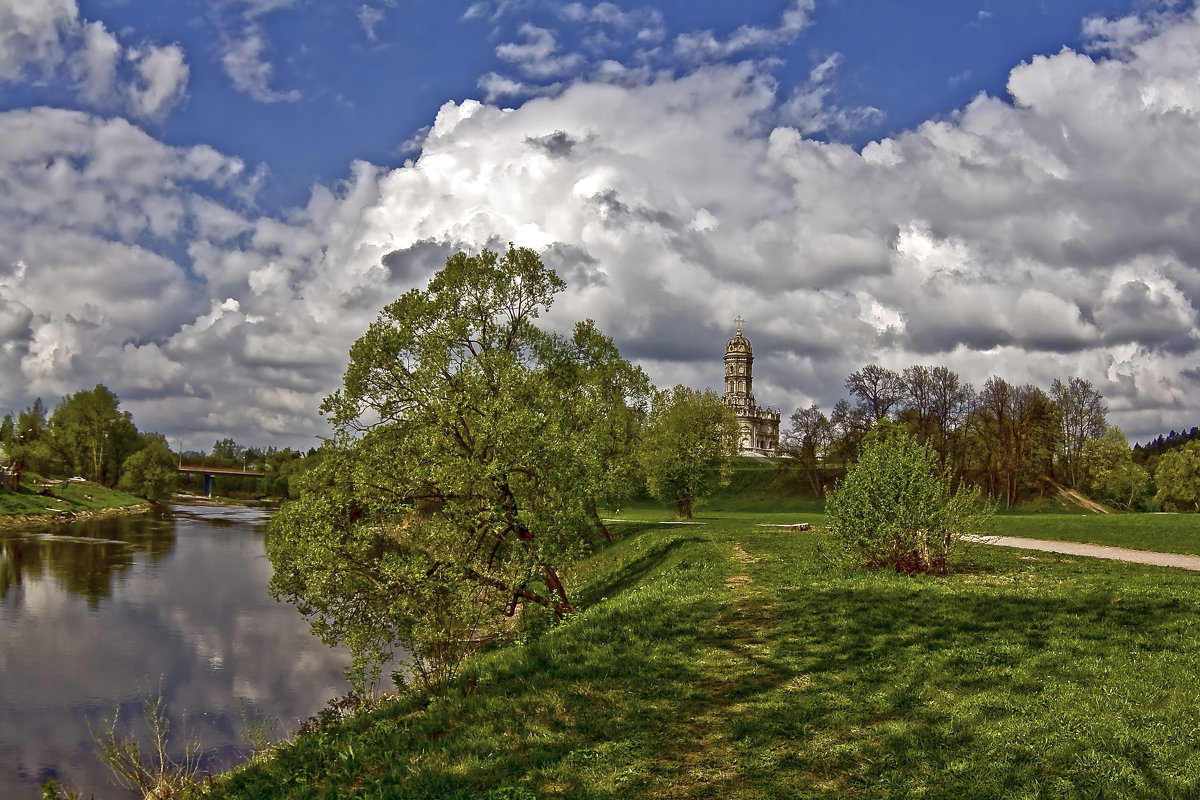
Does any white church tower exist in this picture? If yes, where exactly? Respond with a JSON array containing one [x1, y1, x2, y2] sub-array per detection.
[[723, 315, 780, 456]]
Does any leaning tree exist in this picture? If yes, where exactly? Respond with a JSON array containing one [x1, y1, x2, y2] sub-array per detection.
[[267, 245, 650, 689]]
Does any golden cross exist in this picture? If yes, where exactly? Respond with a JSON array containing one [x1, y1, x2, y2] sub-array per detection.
[[734, 314, 745, 334]]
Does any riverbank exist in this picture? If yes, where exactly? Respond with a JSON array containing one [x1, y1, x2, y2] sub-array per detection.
[[0, 480, 151, 529], [208, 510, 1200, 799]]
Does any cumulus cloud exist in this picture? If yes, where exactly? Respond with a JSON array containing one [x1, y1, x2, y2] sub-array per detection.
[[0, 0, 189, 119], [0, 108, 251, 428], [7, 5, 1200, 447], [72, 20, 120, 104], [221, 26, 301, 103], [127, 44, 189, 119], [0, 0, 76, 81]]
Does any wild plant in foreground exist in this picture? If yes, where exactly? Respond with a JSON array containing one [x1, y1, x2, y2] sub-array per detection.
[[88, 680, 201, 799]]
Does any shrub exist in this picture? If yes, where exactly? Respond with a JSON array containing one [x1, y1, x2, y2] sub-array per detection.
[[826, 425, 990, 574]]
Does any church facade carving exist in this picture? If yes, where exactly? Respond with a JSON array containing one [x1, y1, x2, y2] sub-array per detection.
[[723, 316, 780, 456]]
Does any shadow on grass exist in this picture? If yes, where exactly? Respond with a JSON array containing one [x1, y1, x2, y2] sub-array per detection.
[[716, 574, 1200, 799], [577, 532, 705, 607], [216, 528, 1200, 800]]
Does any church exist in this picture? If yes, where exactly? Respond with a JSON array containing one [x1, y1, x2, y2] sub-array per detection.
[[722, 316, 781, 456]]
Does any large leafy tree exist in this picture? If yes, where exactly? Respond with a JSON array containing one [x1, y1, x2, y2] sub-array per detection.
[[268, 246, 646, 688], [539, 319, 652, 536], [2, 398, 49, 479], [1080, 426, 1149, 510], [639, 385, 741, 519], [118, 434, 180, 502], [898, 365, 974, 467], [969, 377, 1057, 507], [42, 385, 139, 484], [1154, 440, 1200, 511]]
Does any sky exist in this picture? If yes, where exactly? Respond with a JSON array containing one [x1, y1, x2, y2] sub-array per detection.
[[1, 0, 1199, 452]]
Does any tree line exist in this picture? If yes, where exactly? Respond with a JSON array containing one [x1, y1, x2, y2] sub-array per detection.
[[0, 386, 181, 501], [0, 389, 321, 502], [783, 365, 1196, 511]]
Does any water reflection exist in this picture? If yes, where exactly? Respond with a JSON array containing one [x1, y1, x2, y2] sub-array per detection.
[[1, 510, 176, 605], [0, 504, 352, 800]]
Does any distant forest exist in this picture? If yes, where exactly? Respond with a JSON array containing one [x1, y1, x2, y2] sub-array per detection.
[[1134, 427, 1200, 461], [784, 364, 1200, 512]]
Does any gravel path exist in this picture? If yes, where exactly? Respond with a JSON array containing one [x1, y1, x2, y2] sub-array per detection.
[[963, 534, 1200, 572]]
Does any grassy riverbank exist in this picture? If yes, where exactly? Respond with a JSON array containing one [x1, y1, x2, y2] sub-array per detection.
[[0, 479, 149, 527], [208, 507, 1200, 800]]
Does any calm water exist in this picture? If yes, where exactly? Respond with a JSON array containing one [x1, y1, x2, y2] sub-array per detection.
[[0, 504, 353, 799]]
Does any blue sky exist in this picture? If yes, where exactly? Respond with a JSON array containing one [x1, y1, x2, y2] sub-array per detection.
[[2, 0, 1199, 450]]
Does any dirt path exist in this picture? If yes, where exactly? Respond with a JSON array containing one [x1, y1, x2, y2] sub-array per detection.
[[964, 534, 1200, 572]]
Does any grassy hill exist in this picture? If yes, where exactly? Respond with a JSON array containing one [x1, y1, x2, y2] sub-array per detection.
[[0, 479, 147, 525], [208, 507, 1200, 800]]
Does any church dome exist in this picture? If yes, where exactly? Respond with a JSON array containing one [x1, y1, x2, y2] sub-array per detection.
[[726, 331, 752, 355]]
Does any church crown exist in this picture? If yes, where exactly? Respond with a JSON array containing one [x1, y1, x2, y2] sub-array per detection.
[[725, 314, 753, 355]]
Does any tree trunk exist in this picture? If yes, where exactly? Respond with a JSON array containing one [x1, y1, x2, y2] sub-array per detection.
[[678, 497, 692, 519], [542, 566, 574, 618]]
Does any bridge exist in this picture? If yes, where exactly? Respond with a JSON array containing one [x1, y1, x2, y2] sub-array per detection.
[[178, 465, 263, 497]]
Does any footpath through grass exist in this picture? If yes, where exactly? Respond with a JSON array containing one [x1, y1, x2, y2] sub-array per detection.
[[210, 509, 1200, 800]]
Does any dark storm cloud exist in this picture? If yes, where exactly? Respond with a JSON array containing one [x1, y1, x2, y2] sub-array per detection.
[[380, 238, 459, 283], [541, 241, 606, 288], [525, 130, 579, 158], [1097, 279, 1198, 354], [615, 300, 728, 363], [591, 190, 680, 230]]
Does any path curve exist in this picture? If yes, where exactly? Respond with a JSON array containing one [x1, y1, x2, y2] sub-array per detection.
[[963, 534, 1200, 572]]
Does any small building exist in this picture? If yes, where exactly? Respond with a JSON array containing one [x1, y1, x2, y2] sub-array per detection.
[[723, 316, 780, 456]]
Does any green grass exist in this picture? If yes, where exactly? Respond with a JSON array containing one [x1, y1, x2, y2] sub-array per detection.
[[209, 514, 1200, 800], [995, 513, 1200, 557], [0, 480, 147, 519]]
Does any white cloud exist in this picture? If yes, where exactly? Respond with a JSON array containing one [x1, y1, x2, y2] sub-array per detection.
[[461, 1, 527, 22], [0, 0, 189, 119], [221, 26, 301, 103], [674, 0, 815, 61], [127, 44, 189, 119], [358, 5, 385, 40], [781, 53, 885, 135], [8, 6, 1200, 447], [0, 0, 76, 80], [558, 3, 665, 43], [72, 20, 120, 104], [478, 71, 535, 101], [232, 0, 301, 20], [496, 24, 584, 79]]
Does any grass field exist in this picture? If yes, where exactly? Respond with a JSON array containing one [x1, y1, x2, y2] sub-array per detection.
[[210, 509, 1200, 800], [995, 514, 1200, 557]]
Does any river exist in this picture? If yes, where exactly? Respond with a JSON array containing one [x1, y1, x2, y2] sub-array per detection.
[[0, 503, 355, 799]]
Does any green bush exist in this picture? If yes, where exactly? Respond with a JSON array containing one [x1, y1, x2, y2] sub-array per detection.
[[826, 425, 990, 574]]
